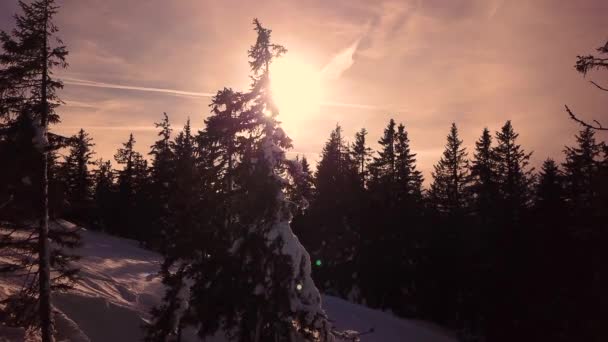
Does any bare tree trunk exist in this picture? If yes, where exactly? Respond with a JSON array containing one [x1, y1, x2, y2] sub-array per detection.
[[253, 309, 263, 342], [38, 2, 53, 341]]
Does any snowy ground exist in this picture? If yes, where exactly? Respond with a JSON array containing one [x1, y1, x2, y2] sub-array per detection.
[[1, 222, 457, 341]]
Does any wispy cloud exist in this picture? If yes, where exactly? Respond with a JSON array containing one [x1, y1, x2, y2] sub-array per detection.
[[62, 77, 215, 98], [321, 39, 360, 80], [356, 1, 415, 59], [63, 100, 98, 109], [64, 77, 382, 112]]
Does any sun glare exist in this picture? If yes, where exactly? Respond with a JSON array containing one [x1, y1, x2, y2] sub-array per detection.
[[270, 56, 323, 118]]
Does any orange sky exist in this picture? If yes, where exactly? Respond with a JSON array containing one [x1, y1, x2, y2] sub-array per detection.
[[1, 0, 607, 182]]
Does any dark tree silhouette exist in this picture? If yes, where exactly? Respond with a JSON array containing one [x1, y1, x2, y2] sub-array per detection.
[[0, 1, 73, 339], [429, 123, 471, 216], [61, 129, 95, 223], [351, 128, 372, 186], [148, 19, 337, 342]]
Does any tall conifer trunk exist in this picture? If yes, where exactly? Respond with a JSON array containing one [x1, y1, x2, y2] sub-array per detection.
[[38, 1, 53, 340]]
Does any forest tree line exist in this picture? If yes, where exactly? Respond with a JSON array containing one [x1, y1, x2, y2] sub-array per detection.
[[5, 110, 607, 341]]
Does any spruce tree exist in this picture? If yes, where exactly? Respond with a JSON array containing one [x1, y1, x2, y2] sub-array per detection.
[[562, 127, 603, 216], [304, 125, 360, 297], [61, 129, 95, 222], [148, 113, 174, 247], [0, 1, 74, 339], [148, 19, 337, 341], [429, 123, 471, 216], [92, 159, 115, 230], [351, 128, 372, 186], [361, 120, 424, 313], [369, 119, 396, 184], [535, 159, 565, 214], [470, 128, 499, 223], [394, 123, 424, 204], [113, 133, 149, 238], [149, 113, 174, 192], [287, 155, 314, 212], [493, 121, 533, 223]]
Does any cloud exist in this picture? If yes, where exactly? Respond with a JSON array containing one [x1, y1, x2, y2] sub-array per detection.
[[321, 39, 360, 80], [62, 77, 215, 99], [63, 100, 98, 109], [356, 1, 416, 59]]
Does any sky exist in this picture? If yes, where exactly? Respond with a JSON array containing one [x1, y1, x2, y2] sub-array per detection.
[[1, 0, 607, 182]]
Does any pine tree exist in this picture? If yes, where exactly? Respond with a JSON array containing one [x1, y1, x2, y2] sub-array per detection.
[[287, 155, 314, 211], [148, 19, 336, 341], [113, 133, 148, 238], [304, 125, 361, 297], [429, 123, 471, 216], [92, 159, 115, 230], [394, 123, 424, 204], [148, 113, 174, 247], [562, 127, 603, 216], [361, 120, 425, 313], [61, 129, 95, 222], [470, 128, 499, 223], [493, 121, 533, 223], [370, 119, 396, 184], [535, 159, 565, 214], [149, 113, 174, 190], [0, 1, 73, 339], [169, 119, 198, 248], [351, 128, 372, 186]]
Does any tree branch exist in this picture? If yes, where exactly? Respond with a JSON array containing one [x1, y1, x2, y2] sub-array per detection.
[[590, 80, 608, 92], [565, 105, 608, 131]]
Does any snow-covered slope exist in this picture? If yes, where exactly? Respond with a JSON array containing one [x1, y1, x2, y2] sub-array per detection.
[[1, 223, 456, 342]]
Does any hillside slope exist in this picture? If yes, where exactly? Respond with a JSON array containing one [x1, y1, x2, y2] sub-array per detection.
[[1, 222, 456, 341]]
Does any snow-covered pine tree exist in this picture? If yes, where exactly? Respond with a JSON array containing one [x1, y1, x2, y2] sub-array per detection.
[[148, 19, 339, 342], [0, 1, 80, 340]]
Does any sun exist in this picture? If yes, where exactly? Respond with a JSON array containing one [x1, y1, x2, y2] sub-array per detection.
[[270, 56, 323, 118]]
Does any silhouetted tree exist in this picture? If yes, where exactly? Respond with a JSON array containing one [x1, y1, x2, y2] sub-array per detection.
[[429, 123, 471, 216], [302, 125, 361, 297], [470, 128, 499, 224], [61, 129, 95, 222], [113, 133, 148, 238], [147, 113, 174, 247], [493, 121, 533, 223], [92, 158, 115, 230], [562, 127, 603, 217], [148, 19, 337, 342], [0, 1, 75, 339], [351, 128, 372, 186]]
